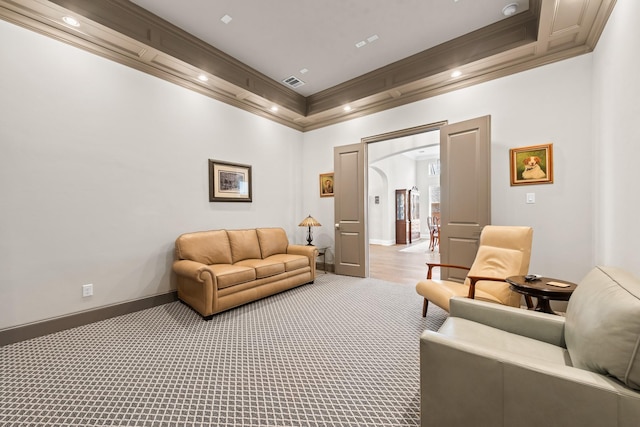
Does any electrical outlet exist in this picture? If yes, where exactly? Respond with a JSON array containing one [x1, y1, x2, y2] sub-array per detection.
[[82, 283, 93, 297]]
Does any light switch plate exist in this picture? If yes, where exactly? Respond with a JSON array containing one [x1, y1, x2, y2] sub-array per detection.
[[526, 193, 535, 204]]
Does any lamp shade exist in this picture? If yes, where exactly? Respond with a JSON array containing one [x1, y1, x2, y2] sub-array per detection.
[[299, 215, 321, 227]]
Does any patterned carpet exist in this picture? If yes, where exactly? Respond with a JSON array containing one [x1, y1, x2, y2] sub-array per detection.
[[0, 274, 448, 426]]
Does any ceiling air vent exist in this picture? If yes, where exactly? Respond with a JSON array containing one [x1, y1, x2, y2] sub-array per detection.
[[282, 75, 305, 88]]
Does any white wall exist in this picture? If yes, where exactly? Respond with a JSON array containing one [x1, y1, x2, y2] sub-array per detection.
[[303, 55, 596, 283], [592, 0, 640, 276], [368, 155, 417, 244], [2, 0, 637, 331], [0, 20, 305, 329]]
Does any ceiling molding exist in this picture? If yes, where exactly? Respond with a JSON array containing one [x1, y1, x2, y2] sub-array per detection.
[[0, 0, 617, 132]]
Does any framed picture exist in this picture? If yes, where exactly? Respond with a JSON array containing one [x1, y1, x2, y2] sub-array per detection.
[[209, 159, 252, 202], [509, 143, 554, 186], [319, 173, 334, 197]]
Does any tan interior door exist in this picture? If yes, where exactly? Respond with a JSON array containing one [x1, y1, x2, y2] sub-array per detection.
[[439, 115, 491, 281], [333, 143, 366, 277]]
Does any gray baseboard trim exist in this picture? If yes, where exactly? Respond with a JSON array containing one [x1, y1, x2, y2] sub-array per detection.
[[0, 291, 178, 347], [316, 262, 334, 273]]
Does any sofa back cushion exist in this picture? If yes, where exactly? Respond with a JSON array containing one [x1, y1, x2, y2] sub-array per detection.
[[227, 229, 262, 263], [256, 228, 289, 258], [175, 230, 232, 265], [565, 266, 640, 390]]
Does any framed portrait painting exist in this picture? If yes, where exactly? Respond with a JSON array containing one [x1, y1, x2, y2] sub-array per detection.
[[209, 159, 252, 202], [509, 143, 554, 186], [319, 173, 334, 197]]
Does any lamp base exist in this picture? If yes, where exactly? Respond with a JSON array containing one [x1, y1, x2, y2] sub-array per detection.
[[306, 226, 314, 246]]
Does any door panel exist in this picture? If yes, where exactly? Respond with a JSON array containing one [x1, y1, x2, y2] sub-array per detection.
[[334, 143, 366, 277], [440, 116, 491, 281]]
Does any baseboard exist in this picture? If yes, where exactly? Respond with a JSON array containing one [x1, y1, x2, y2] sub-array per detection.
[[0, 291, 178, 347]]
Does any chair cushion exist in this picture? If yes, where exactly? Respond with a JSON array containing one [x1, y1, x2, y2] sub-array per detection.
[[467, 245, 525, 279], [175, 230, 232, 265], [565, 266, 640, 390], [466, 245, 525, 305], [227, 229, 262, 263], [256, 228, 289, 258]]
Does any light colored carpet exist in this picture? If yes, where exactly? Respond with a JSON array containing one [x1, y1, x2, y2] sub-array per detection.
[[0, 274, 448, 426]]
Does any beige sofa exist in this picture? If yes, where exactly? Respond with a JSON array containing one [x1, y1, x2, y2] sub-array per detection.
[[420, 266, 640, 427], [173, 227, 317, 318]]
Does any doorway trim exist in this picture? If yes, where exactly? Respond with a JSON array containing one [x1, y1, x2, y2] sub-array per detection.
[[362, 120, 448, 276], [362, 121, 448, 145]]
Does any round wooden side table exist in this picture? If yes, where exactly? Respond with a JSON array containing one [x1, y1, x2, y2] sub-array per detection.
[[506, 276, 577, 315]]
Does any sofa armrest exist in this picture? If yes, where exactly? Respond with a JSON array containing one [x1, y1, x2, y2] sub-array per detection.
[[287, 244, 317, 257], [449, 297, 566, 347], [287, 244, 318, 278], [173, 259, 215, 283], [420, 330, 640, 427]]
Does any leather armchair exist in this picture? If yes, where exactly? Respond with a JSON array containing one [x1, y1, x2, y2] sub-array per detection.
[[416, 225, 533, 316], [419, 266, 640, 427]]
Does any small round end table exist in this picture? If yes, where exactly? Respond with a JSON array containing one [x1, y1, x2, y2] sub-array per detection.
[[506, 276, 577, 315]]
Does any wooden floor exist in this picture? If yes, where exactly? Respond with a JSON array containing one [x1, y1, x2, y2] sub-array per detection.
[[369, 239, 440, 286]]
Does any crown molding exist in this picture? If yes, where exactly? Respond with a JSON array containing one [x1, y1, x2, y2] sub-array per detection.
[[0, 0, 617, 132]]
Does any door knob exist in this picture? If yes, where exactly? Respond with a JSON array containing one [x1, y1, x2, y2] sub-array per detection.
[[335, 223, 340, 229]]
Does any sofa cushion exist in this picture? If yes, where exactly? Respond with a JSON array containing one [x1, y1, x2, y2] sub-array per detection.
[[565, 266, 640, 390], [265, 254, 309, 271], [256, 228, 289, 258], [227, 229, 262, 263], [209, 264, 256, 289], [175, 230, 232, 265], [235, 258, 285, 279]]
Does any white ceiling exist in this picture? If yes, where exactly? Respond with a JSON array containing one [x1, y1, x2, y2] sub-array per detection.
[[129, 0, 530, 96]]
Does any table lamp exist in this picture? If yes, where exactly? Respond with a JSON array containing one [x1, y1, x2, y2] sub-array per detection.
[[298, 215, 321, 246]]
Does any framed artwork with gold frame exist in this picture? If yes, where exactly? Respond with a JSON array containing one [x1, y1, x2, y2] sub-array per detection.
[[509, 143, 554, 186], [319, 173, 334, 197]]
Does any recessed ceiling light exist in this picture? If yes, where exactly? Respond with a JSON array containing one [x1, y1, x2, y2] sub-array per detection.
[[198, 74, 209, 82], [299, 68, 309, 74], [62, 16, 80, 27], [343, 105, 352, 112], [220, 14, 232, 24], [451, 70, 462, 78], [355, 41, 366, 48], [502, 3, 518, 16], [270, 106, 279, 112], [367, 35, 379, 43]]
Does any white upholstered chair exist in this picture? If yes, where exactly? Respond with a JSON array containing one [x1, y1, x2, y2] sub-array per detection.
[[416, 225, 533, 316]]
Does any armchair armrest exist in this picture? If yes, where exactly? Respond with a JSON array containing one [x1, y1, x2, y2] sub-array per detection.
[[425, 262, 470, 279], [420, 328, 639, 427], [449, 297, 566, 347]]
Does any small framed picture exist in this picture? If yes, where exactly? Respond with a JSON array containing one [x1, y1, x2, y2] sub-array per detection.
[[509, 143, 554, 186], [209, 159, 252, 202], [319, 173, 334, 197]]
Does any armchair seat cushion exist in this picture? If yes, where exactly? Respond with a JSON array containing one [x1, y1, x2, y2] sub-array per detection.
[[565, 266, 640, 390], [416, 279, 505, 312]]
